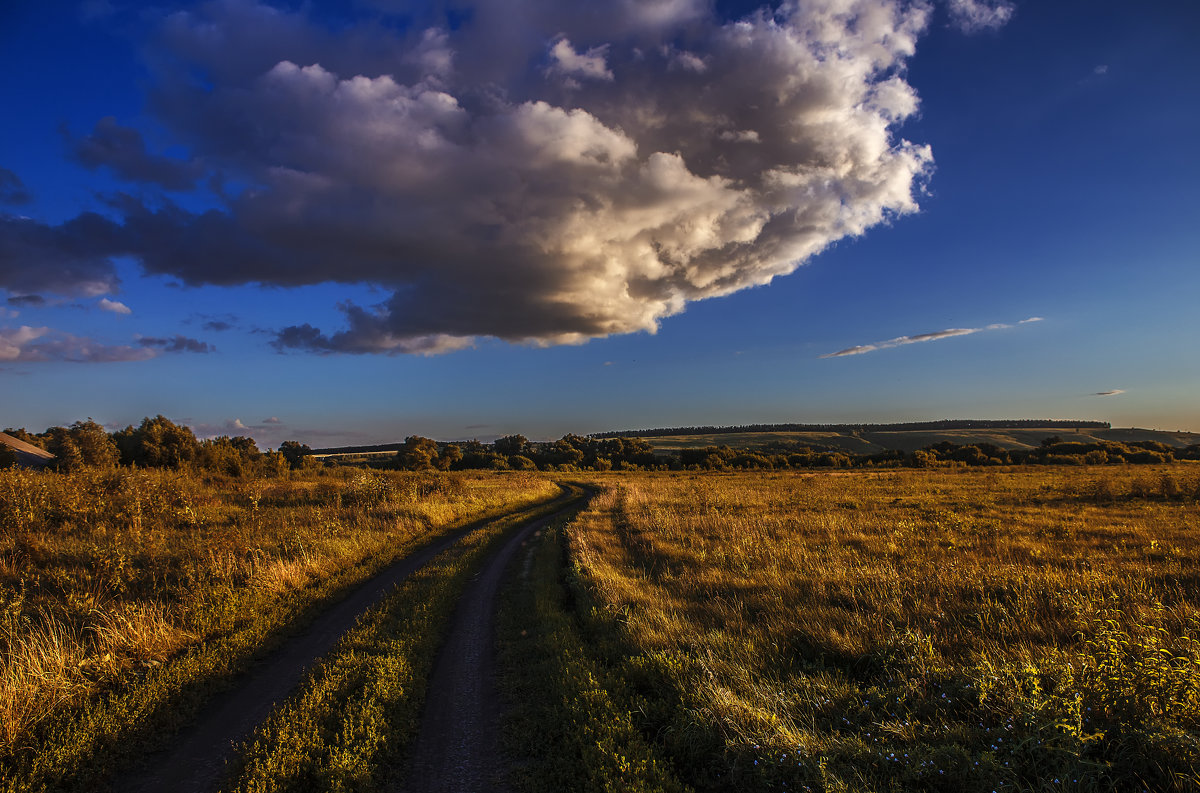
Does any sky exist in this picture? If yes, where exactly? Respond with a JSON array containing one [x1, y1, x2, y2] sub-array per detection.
[[1, 0, 1197, 447]]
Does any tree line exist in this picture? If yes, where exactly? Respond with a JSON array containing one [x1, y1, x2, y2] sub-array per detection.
[[380, 433, 1197, 472], [5, 419, 1193, 476], [2, 416, 315, 475]]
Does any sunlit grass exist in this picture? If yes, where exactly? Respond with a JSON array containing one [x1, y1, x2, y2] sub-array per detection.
[[224, 488, 583, 793], [0, 466, 557, 791], [563, 467, 1200, 790]]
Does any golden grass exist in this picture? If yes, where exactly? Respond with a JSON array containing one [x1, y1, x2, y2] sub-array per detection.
[[0, 466, 557, 764], [566, 467, 1200, 790]]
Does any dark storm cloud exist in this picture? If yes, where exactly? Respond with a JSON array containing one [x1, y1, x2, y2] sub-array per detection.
[[3, 0, 987, 352], [67, 117, 202, 191], [0, 213, 120, 296], [0, 168, 33, 206], [7, 294, 45, 307]]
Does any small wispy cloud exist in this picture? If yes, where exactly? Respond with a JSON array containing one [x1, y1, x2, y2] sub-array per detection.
[[98, 297, 132, 315], [946, 0, 1015, 33], [136, 334, 213, 353], [263, 416, 283, 425], [1093, 389, 1125, 397], [0, 325, 157, 363], [821, 317, 1043, 359]]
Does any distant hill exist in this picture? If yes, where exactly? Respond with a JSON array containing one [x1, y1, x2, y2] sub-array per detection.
[[590, 419, 1111, 438], [311, 421, 1200, 458], [627, 426, 1200, 454]]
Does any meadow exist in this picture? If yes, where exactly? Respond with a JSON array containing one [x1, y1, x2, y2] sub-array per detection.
[[0, 465, 558, 791], [502, 466, 1200, 791], [4, 462, 1200, 791]]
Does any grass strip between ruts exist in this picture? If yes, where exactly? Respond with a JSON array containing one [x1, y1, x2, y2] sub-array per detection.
[[220, 485, 586, 793], [2, 484, 572, 793], [496, 508, 689, 793]]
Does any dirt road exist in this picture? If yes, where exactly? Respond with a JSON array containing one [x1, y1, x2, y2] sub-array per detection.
[[123, 490, 574, 793], [402, 497, 584, 793]]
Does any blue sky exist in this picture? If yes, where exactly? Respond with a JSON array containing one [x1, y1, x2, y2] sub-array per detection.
[[1, 0, 1197, 446]]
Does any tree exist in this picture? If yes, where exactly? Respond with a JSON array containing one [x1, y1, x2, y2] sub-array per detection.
[[437, 443, 463, 471], [44, 419, 119, 471], [114, 415, 200, 468], [494, 434, 528, 457], [279, 440, 313, 469], [508, 454, 538, 470], [396, 436, 439, 470], [200, 435, 264, 476]]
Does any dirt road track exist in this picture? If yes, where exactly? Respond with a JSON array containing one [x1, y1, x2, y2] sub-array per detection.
[[403, 494, 586, 793], [123, 490, 574, 793]]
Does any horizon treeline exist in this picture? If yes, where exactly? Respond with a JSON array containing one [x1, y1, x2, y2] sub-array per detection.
[[5, 419, 1199, 477], [588, 418, 1113, 439], [382, 433, 1200, 473], [1, 416, 313, 475]]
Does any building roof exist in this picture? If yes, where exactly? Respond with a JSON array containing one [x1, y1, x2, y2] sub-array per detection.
[[0, 432, 56, 468]]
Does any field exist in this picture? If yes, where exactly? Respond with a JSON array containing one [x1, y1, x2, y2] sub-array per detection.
[[0, 466, 559, 791], [639, 427, 1200, 454], [3, 464, 1199, 791], [501, 466, 1200, 791]]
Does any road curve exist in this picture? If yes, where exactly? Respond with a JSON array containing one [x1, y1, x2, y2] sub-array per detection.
[[402, 491, 587, 793], [123, 489, 574, 793]]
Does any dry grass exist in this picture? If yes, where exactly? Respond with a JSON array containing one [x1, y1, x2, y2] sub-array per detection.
[[566, 467, 1200, 790], [0, 465, 557, 765]]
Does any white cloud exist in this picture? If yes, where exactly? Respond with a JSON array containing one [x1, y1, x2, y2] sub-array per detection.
[[7, 0, 949, 354], [0, 326, 47, 360], [821, 316, 1042, 358], [548, 37, 614, 82], [98, 297, 132, 314], [945, 0, 1015, 33], [0, 325, 157, 363]]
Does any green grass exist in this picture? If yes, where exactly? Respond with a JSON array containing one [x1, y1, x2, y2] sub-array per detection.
[[496, 511, 689, 793]]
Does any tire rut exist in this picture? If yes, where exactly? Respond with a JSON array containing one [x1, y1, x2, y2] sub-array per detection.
[[123, 489, 574, 793], [402, 491, 588, 793]]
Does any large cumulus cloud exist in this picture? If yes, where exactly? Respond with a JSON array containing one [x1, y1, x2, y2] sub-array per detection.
[[4, 0, 943, 354]]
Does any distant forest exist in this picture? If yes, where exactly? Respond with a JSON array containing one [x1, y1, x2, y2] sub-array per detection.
[[5, 417, 1197, 476], [590, 419, 1111, 439]]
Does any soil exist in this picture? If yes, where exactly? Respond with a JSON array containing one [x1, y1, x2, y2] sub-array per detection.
[[401, 501, 579, 793], [122, 491, 574, 793]]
